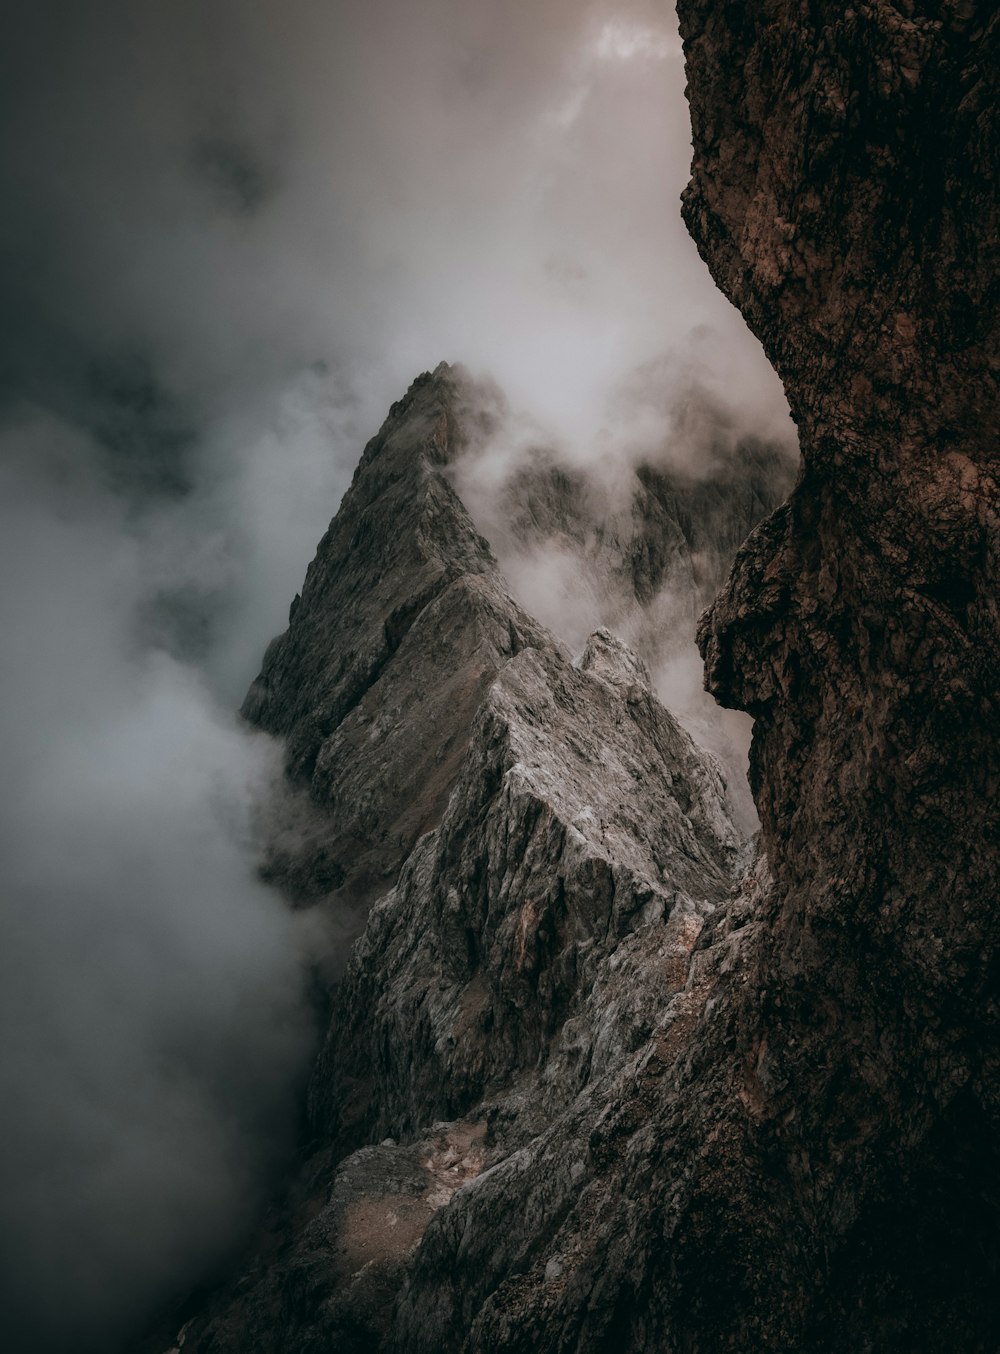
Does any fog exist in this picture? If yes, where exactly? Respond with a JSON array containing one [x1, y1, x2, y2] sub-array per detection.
[[449, 376, 796, 835], [0, 411, 322, 1350], [0, 2, 794, 1349]]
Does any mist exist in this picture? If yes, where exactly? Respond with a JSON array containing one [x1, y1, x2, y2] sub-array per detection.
[[1, 2, 794, 1350], [0, 411, 321, 1351]]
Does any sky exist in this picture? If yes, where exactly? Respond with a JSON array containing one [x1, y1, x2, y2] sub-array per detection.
[[0, 3, 793, 1349]]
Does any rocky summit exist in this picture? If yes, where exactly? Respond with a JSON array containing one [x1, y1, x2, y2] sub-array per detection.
[[161, 361, 768, 1353], [152, 5, 999, 1350]]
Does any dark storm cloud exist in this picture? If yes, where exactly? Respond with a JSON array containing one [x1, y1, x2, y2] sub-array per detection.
[[0, 3, 796, 1350]]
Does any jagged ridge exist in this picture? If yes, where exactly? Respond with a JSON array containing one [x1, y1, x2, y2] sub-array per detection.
[[166, 366, 755, 1353]]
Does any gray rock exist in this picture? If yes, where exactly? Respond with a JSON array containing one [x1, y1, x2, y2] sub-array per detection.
[[144, 2, 1000, 1345], [243, 363, 551, 929], [171, 364, 760, 1353]]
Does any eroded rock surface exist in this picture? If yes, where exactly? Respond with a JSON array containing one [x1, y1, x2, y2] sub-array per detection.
[[161, 10, 999, 1341], [386, 7, 1000, 1350], [681, 2, 1000, 1346], [156, 363, 762, 1354], [242, 366, 551, 925]]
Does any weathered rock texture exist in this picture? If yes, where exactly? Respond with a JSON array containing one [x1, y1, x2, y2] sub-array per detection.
[[242, 370, 551, 926], [683, 1, 1000, 1346], [161, 7, 999, 1347], [159, 365, 753, 1354], [384, 7, 1000, 1349]]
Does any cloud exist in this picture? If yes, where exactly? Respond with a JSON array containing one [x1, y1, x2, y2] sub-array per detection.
[[591, 17, 683, 63], [0, 413, 322, 1351], [189, 136, 279, 217], [0, 2, 797, 1347]]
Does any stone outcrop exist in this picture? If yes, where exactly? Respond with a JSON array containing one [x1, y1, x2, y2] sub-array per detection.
[[384, 7, 1000, 1349], [157, 7, 999, 1347], [242, 368, 551, 925], [683, 1, 1000, 1346], [161, 366, 753, 1353]]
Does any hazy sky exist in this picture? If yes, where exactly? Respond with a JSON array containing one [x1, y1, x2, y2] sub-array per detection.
[[0, 3, 791, 1350]]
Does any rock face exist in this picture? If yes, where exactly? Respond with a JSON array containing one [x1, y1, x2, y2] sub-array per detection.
[[163, 7, 999, 1347], [452, 403, 795, 833], [162, 364, 755, 1354], [682, 2, 1000, 1346], [242, 370, 552, 925], [386, 8, 1000, 1350]]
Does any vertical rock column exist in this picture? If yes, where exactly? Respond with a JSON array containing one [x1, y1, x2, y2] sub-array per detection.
[[682, 1, 1000, 1345]]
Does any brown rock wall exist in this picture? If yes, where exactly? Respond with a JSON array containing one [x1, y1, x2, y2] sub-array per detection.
[[683, 1, 1000, 1345]]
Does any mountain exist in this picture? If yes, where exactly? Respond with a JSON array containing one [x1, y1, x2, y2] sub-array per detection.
[[674, 1, 1000, 1346], [156, 4, 999, 1348], [240, 368, 551, 928], [455, 420, 797, 832], [147, 362, 788, 1353]]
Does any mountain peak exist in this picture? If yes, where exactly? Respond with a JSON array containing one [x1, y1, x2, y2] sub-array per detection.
[[176, 366, 752, 1348]]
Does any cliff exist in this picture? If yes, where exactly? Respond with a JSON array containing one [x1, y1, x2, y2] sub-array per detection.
[[686, 1, 1000, 1345], [163, 365, 755, 1353], [385, 7, 1000, 1348], [159, 5, 999, 1349]]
